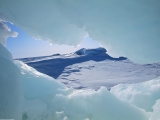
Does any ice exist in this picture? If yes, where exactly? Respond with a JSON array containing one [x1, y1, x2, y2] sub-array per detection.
[[10, 60, 151, 120], [22, 99, 48, 120], [110, 77, 160, 120], [0, 0, 160, 63], [51, 86, 149, 120], [0, 43, 22, 120], [0, 21, 18, 46], [0, 22, 20, 119], [150, 99, 160, 120], [0, 1, 160, 119], [110, 77, 160, 112], [0, 41, 160, 119], [14, 60, 66, 101]]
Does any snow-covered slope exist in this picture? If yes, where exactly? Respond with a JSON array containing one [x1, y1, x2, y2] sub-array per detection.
[[0, 1, 160, 119], [18, 48, 160, 90], [58, 60, 160, 90]]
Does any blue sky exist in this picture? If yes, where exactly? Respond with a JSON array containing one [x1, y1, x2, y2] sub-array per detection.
[[6, 22, 101, 59]]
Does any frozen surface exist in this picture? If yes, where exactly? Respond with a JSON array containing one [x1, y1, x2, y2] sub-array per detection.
[[18, 48, 160, 90], [14, 60, 66, 101], [0, 0, 160, 63], [11, 61, 160, 120], [0, 21, 18, 46], [150, 99, 160, 120], [110, 77, 160, 120], [13, 60, 151, 120], [111, 77, 160, 112], [0, 43, 160, 119], [0, 1, 160, 119], [75, 47, 107, 56], [0, 43, 22, 120], [58, 60, 160, 90]]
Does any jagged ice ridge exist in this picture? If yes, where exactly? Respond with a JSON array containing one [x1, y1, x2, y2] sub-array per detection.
[[0, 1, 160, 120]]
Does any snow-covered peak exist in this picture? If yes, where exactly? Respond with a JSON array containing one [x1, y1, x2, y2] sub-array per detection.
[[75, 47, 107, 56], [16, 47, 160, 91]]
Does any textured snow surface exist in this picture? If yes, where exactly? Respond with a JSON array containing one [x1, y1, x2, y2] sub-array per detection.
[[15, 61, 150, 120], [19, 48, 160, 90], [0, 1, 160, 119], [0, 43, 160, 120], [14, 61, 160, 120], [111, 77, 160, 112], [0, 0, 160, 63], [57, 60, 160, 90]]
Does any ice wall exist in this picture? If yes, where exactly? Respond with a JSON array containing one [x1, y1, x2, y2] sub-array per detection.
[[0, 1, 160, 120], [150, 100, 160, 120], [1, 51, 160, 120], [0, 0, 160, 63], [0, 22, 21, 119], [0, 43, 22, 120], [14, 61, 66, 101], [110, 77, 160, 120]]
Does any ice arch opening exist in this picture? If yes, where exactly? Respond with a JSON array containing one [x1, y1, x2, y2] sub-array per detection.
[[0, 0, 160, 120], [0, 21, 159, 120], [5, 22, 102, 59], [0, 0, 160, 64], [5, 22, 80, 59]]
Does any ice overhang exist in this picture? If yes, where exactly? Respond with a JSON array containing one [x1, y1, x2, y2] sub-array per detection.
[[0, 0, 159, 63]]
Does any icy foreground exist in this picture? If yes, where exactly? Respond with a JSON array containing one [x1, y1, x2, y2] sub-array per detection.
[[0, 43, 160, 120], [18, 48, 160, 90], [0, 43, 22, 119], [0, 0, 160, 119]]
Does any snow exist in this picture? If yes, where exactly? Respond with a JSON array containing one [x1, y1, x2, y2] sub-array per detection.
[[19, 49, 160, 90], [13, 48, 160, 120], [0, 42, 160, 119], [0, 0, 160, 63], [57, 60, 160, 90], [17, 59, 159, 120], [75, 47, 107, 56], [0, 1, 160, 119], [14, 60, 150, 120]]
